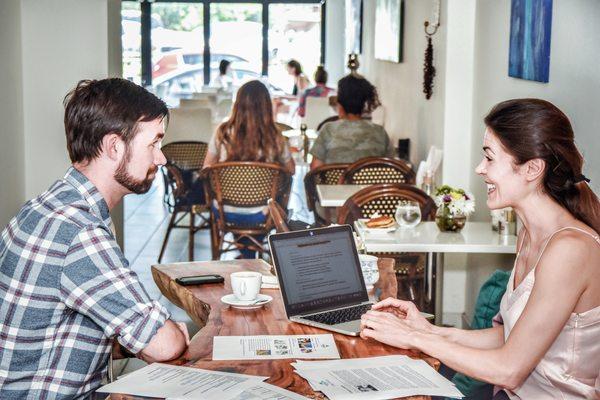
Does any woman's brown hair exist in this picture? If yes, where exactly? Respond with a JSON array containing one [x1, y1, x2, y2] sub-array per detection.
[[485, 98, 600, 233], [215, 80, 286, 164]]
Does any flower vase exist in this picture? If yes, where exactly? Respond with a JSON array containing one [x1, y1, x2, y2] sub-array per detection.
[[435, 205, 467, 232]]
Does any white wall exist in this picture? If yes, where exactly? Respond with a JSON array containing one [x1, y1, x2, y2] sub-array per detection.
[[325, 0, 346, 85], [470, 0, 600, 221], [20, 0, 110, 198], [0, 0, 26, 227], [361, 0, 447, 166]]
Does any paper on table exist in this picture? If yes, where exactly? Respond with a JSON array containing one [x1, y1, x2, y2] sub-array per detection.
[[261, 274, 279, 289], [292, 355, 463, 399], [97, 363, 266, 399], [213, 334, 340, 360], [227, 382, 310, 400]]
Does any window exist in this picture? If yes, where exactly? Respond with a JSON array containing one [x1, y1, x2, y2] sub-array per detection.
[[122, 0, 325, 101]]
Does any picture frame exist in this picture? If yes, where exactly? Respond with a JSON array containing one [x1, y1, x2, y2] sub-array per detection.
[[374, 0, 404, 63]]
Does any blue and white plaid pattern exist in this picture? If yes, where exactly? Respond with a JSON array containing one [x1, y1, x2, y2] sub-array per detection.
[[0, 167, 169, 399]]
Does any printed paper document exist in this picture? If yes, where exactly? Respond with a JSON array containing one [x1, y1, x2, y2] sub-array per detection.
[[213, 334, 340, 360], [97, 363, 266, 399], [292, 355, 463, 399]]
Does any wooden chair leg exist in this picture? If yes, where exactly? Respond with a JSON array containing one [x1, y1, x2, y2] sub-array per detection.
[[188, 211, 195, 261], [158, 210, 178, 263]]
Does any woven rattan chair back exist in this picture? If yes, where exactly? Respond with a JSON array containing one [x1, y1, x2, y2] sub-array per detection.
[[206, 162, 288, 208], [162, 141, 208, 171], [303, 163, 349, 212], [340, 157, 416, 185], [337, 183, 436, 224]]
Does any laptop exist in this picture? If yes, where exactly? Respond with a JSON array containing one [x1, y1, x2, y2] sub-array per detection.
[[268, 225, 372, 336]]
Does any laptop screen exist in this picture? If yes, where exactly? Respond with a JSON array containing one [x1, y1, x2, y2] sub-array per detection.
[[269, 225, 369, 317]]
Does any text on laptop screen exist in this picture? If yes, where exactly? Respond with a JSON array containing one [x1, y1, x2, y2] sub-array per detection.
[[272, 228, 368, 315]]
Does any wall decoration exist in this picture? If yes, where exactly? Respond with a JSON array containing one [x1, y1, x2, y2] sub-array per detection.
[[374, 0, 404, 63], [423, 0, 441, 100], [345, 0, 363, 56], [508, 0, 553, 83]]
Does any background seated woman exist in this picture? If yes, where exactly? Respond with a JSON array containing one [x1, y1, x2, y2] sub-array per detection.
[[309, 74, 393, 169], [360, 99, 600, 399], [203, 80, 295, 258]]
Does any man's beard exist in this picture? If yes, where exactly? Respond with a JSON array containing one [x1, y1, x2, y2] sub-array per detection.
[[114, 148, 157, 194]]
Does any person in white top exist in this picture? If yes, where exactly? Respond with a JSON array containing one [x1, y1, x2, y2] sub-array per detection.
[[210, 59, 235, 90], [360, 98, 600, 399]]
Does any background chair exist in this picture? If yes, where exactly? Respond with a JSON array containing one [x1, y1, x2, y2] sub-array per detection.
[[158, 141, 210, 262], [304, 163, 349, 224], [203, 162, 291, 259], [275, 122, 294, 133], [303, 96, 335, 130], [267, 198, 290, 233], [316, 115, 339, 131], [165, 107, 214, 144], [339, 157, 416, 185], [337, 183, 436, 309]]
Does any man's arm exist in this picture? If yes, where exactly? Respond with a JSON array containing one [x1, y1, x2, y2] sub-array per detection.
[[61, 226, 188, 361]]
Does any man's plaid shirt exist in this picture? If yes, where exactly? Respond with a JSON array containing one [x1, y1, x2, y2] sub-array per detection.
[[0, 167, 169, 399]]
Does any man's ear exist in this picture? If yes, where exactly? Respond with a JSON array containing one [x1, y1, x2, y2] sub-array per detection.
[[101, 133, 124, 162], [524, 158, 546, 183]]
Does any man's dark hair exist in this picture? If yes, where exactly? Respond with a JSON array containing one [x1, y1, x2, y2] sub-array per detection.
[[63, 78, 168, 163], [337, 74, 381, 115], [219, 59, 231, 76], [314, 65, 328, 85]]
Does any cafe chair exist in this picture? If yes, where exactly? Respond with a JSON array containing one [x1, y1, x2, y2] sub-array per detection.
[[339, 157, 416, 185], [316, 115, 339, 131], [267, 198, 290, 233], [275, 122, 294, 133], [203, 162, 292, 260], [158, 141, 210, 263], [304, 163, 349, 225], [337, 183, 436, 309]]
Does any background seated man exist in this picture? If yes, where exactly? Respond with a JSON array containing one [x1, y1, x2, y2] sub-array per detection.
[[0, 78, 189, 399], [309, 74, 393, 169]]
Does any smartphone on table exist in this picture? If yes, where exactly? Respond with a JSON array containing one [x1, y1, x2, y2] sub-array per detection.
[[175, 274, 224, 286]]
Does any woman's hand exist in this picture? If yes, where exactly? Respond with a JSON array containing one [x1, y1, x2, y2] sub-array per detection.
[[360, 310, 419, 349], [372, 298, 434, 333]]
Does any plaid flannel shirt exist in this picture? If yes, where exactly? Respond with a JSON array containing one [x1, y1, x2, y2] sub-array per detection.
[[0, 167, 169, 399]]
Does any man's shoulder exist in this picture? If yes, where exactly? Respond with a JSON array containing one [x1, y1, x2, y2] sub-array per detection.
[[8, 179, 105, 245]]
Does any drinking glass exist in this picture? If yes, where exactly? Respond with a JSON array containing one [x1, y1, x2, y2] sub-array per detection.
[[395, 201, 422, 228]]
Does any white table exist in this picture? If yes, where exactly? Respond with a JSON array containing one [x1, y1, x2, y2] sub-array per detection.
[[281, 128, 318, 140], [316, 184, 370, 207], [355, 221, 517, 323]]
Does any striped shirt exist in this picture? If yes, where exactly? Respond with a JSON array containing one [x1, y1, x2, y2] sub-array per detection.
[[0, 167, 169, 399]]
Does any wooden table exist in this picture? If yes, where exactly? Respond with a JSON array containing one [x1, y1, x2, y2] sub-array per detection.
[[355, 221, 517, 324], [126, 259, 439, 400]]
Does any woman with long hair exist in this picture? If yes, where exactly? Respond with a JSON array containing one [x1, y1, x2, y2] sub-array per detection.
[[204, 80, 294, 258], [287, 59, 310, 96], [360, 99, 600, 399]]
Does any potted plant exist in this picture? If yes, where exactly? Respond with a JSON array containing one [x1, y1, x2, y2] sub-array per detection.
[[434, 185, 475, 232]]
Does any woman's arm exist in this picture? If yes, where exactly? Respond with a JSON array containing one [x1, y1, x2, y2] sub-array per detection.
[[362, 233, 592, 390]]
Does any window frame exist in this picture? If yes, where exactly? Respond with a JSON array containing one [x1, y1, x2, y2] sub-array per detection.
[[125, 0, 326, 86]]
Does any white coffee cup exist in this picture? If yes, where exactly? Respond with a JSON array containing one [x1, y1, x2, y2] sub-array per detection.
[[230, 271, 262, 301], [358, 254, 379, 288]]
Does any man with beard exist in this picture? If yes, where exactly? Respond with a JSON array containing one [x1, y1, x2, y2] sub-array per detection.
[[0, 78, 189, 399]]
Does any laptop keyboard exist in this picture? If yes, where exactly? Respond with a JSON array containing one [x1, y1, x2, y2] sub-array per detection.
[[303, 304, 372, 325]]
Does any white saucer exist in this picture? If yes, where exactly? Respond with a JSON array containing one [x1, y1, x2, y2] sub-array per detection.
[[221, 293, 273, 310]]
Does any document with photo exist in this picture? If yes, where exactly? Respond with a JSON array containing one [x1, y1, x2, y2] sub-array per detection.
[[97, 363, 266, 399], [213, 334, 340, 360], [292, 355, 464, 399]]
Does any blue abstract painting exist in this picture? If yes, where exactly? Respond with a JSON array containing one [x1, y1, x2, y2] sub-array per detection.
[[508, 0, 553, 83]]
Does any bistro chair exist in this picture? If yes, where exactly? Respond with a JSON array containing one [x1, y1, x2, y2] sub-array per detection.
[[275, 122, 294, 133], [337, 183, 436, 309], [158, 141, 210, 263], [316, 115, 339, 131], [267, 198, 290, 233], [203, 162, 292, 260], [339, 157, 416, 185], [304, 163, 349, 224]]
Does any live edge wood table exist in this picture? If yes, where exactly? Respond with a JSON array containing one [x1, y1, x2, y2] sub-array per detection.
[[111, 259, 439, 400]]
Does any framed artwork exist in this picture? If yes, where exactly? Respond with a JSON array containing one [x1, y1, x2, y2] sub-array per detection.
[[374, 0, 404, 63], [508, 0, 553, 83], [345, 0, 363, 55]]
